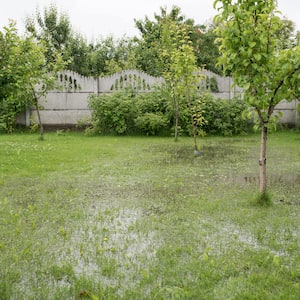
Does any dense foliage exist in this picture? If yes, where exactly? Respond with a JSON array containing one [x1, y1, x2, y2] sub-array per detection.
[[134, 6, 221, 77], [201, 93, 252, 135], [0, 21, 33, 132], [88, 88, 252, 136], [0, 21, 65, 134], [24, 5, 222, 78], [88, 88, 170, 136]]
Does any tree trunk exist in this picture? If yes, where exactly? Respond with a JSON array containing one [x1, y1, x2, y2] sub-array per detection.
[[30, 84, 44, 140], [191, 119, 198, 150], [259, 125, 268, 194], [174, 97, 179, 142], [35, 102, 44, 140], [187, 93, 198, 150]]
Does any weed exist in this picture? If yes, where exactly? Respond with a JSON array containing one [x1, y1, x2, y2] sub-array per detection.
[[255, 191, 273, 207]]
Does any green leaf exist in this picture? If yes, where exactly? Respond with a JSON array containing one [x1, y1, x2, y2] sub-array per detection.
[[254, 53, 262, 61]]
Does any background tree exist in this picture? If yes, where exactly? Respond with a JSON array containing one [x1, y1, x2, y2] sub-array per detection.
[[275, 18, 299, 49], [65, 33, 93, 76], [25, 4, 73, 64], [134, 6, 182, 76], [214, 0, 300, 202], [24, 4, 221, 78], [194, 23, 222, 75], [90, 36, 138, 76], [0, 21, 38, 132], [0, 20, 65, 136], [134, 6, 220, 76]]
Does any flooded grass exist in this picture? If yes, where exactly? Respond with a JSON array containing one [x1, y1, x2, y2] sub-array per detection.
[[0, 131, 300, 299]]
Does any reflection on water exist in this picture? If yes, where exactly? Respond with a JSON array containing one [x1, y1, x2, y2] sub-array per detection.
[[228, 173, 300, 185], [151, 141, 300, 189]]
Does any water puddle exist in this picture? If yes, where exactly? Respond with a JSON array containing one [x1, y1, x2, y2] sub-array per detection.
[[150, 143, 299, 190], [150, 142, 250, 165], [57, 206, 159, 295], [199, 219, 291, 258]]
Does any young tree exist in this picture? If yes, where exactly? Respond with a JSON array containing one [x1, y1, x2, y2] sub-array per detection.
[[214, 0, 300, 201], [28, 47, 65, 140], [160, 20, 204, 149]]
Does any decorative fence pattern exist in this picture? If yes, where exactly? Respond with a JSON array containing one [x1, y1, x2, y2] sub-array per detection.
[[17, 69, 298, 127]]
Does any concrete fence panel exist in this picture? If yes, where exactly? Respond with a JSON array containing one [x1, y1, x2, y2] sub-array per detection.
[[17, 69, 299, 127]]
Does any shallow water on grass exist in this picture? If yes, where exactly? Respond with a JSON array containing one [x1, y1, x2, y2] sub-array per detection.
[[202, 219, 291, 258], [2, 134, 299, 298], [220, 173, 300, 185], [152, 142, 250, 165], [152, 141, 299, 181], [57, 205, 160, 295]]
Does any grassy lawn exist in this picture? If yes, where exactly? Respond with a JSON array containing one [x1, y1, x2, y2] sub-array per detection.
[[0, 131, 299, 299]]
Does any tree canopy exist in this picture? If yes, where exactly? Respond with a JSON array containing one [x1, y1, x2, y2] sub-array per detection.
[[0, 20, 65, 134], [0, 21, 44, 132]]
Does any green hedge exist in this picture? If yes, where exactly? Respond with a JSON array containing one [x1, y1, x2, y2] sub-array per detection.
[[88, 88, 253, 136], [200, 93, 253, 135]]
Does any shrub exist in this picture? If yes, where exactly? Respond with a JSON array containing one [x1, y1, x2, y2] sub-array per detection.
[[88, 86, 172, 136], [135, 87, 169, 115], [88, 91, 137, 135], [200, 93, 253, 136], [88, 87, 253, 136], [135, 112, 169, 135]]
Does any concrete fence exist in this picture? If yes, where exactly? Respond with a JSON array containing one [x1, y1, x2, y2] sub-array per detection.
[[17, 69, 299, 127]]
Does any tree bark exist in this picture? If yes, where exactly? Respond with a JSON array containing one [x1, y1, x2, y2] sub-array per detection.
[[259, 125, 268, 194], [30, 84, 44, 140], [35, 101, 44, 140], [174, 97, 179, 142], [187, 92, 198, 150]]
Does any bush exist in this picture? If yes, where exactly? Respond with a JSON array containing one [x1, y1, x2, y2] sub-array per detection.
[[200, 93, 253, 136], [88, 91, 137, 135], [88, 87, 172, 136], [134, 87, 172, 135], [135, 112, 169, 135], [88, 87, 253, 137]]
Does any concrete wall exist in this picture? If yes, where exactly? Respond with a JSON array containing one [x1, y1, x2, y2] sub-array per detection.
[[17, 69, 299, 127], [21, 70, 164, 127], [274, 99, 299, 126]]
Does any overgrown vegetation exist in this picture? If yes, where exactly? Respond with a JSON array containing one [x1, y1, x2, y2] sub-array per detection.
[[0, 131, 299, 299]]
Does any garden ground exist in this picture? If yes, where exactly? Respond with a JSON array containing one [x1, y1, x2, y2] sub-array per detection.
[[0, 131, 299, 299]]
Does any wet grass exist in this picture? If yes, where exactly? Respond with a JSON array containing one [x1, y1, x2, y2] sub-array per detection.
[[0, 130, 300, 299]]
